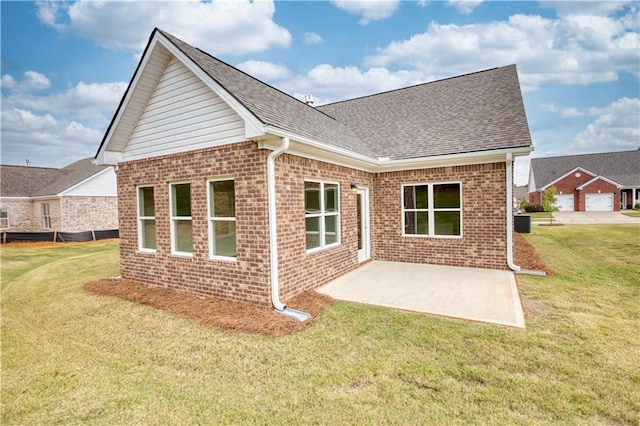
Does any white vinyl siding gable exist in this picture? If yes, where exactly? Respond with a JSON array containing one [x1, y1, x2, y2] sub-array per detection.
[[124, 57, 245, 161]]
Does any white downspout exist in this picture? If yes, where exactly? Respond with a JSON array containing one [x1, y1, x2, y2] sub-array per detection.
[[506, 153, 546, 276], [266, 137, 311, 321]]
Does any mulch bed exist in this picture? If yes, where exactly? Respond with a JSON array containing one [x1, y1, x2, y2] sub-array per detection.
[[85, 234, 550, 336]]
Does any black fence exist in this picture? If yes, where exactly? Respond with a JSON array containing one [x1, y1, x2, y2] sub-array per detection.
[[1, 229, 119, 244]]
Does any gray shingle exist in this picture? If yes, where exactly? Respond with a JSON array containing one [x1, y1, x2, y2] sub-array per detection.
[[530, 150, 640, 189], [1, 158, 111, 197], [159, 29, 532, 161]]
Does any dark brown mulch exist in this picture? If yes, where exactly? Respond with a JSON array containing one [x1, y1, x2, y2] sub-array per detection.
[[513, 231, 554, 275], [84, 279, 334, 337], [85, 235, 551, 336]]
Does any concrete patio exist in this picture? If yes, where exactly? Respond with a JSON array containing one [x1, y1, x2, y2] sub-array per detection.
[[318, 261, 526, 328]]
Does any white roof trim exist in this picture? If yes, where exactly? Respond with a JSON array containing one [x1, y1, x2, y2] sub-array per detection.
[[540, 167, 596, 191], [96, 31, 266, 166], [155, 32, 265, 138], [58, 167, 115, 197], [576, 175, 623, 190], [260, 127, 532, 172]]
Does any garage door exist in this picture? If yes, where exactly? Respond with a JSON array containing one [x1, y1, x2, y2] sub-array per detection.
[[556, 194, 575, 211], [585, 193, 614, 211]]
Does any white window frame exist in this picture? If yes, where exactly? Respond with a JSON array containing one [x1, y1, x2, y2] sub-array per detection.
[[401, 182, 463, 238], [137, 185, 156, 253], [41, 203, 51, 229], [0, 207, 8, 229], [170, 181, 193, 257], [207, 177, 237, 261], [305, 180, 341, 253]]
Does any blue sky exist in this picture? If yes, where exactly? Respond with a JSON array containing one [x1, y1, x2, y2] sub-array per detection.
[[1, 1, 638, 185]]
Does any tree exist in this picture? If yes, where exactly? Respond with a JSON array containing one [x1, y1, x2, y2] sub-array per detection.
[[542, 186, 559, 224]]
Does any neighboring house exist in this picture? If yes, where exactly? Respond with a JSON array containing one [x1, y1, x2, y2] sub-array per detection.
[[95, 28, 533, 313], [528, 150, 640, 212], [0, 158, 118, 233]]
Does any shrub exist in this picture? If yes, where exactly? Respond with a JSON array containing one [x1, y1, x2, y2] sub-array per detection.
[[523, 203, 544, 212], [635, 202, 640, 211]]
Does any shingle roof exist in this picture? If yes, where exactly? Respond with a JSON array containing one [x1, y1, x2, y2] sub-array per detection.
[[530, 150, 640, 189], [1, 158, 110, 197], [317, 65, 532, 159], [158, 29, 532, 161]]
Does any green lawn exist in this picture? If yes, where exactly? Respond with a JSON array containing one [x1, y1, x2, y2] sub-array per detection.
[[622, 211, 640, 218], [2, 226, 639, 424]]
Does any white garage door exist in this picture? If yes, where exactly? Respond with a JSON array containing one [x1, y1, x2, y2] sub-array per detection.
[[585, 193, 614, 211], [556, 194, 575, 211]]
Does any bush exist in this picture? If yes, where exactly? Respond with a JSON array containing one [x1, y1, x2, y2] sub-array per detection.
[[635, 202, 640, 211], [523, 203, 544, 212]]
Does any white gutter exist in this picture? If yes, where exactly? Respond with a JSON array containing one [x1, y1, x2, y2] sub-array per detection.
[[506, 152, 546, 276], [266, 137, 311, 321]]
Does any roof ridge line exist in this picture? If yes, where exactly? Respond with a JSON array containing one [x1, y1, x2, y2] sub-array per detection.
[[319, 65, 510, 108]]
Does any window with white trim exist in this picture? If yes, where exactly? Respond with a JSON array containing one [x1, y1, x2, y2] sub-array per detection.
[[402, 183, 462, 237], [41, 203, 51, 229], [170, 182, 193, 255], [208, 178, 236, 259], [0, 207, 8, 229], [305, 180, 340, 251], [137, 186, 156, 251]]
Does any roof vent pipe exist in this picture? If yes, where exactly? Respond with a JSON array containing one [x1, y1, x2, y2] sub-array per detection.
[[266, 137, 311, 322], [304, 94, 314, 106]]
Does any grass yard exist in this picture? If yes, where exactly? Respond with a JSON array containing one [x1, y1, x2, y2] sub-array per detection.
[[622, 211, 640, 218], [2, 226, 639, 424], [527, 212, 555, 222]]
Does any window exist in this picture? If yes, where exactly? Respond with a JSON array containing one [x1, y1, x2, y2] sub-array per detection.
[[208, 179, 236, 259], [41, 203, 51, 229], [0, 208, 8, 229], [170, 182, 192, 255], [305, 181, 340, 251], [402, 183, 462, 237], [137, 186, 156, 251]]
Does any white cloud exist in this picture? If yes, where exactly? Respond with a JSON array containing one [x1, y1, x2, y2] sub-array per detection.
[[1, 71, 51, 93], [277, 64, 423, 104], [37, 0, 291, 56], [1, 71, 126, 167], [365, 8, 639, 91], [235, 61, 292, 81], [303, 32, 324, 45], [540, 103, 585, 118], [446, 0, 483, 15], [331, 0, 400, 25], [570, 97, 640, 152]]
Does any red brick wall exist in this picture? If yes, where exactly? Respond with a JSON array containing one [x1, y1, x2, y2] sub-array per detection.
[[275, 154, 373, 302], [117, 143, 511, 306], [116, 141, 273, 305], [373, 163, 508, 270]]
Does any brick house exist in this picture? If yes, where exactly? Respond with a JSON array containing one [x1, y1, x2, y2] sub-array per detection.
[[528, 150, 640, 211], [96, 29, 533, 318], [0, 158, 118, 233]]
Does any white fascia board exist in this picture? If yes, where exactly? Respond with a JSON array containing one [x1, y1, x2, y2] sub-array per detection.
[[261, 127, 533, 172], [576, 175, 623, 190], [29, 195, 59, 201], [0, 196, 31, 201], [541, 166, 597, 190], [156, 33, 266, 139], [96, 150, 123, 166], [96, 38, 163, 164], [58, 167, 116, 197]]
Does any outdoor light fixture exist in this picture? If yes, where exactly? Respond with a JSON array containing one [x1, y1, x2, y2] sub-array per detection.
[[350, 183, 358, 193]]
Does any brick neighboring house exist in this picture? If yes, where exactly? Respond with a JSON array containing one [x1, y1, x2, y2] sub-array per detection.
[[95, 29, 533, 314], [528, 150, 640, 212], [0, 158, 118, 233]]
